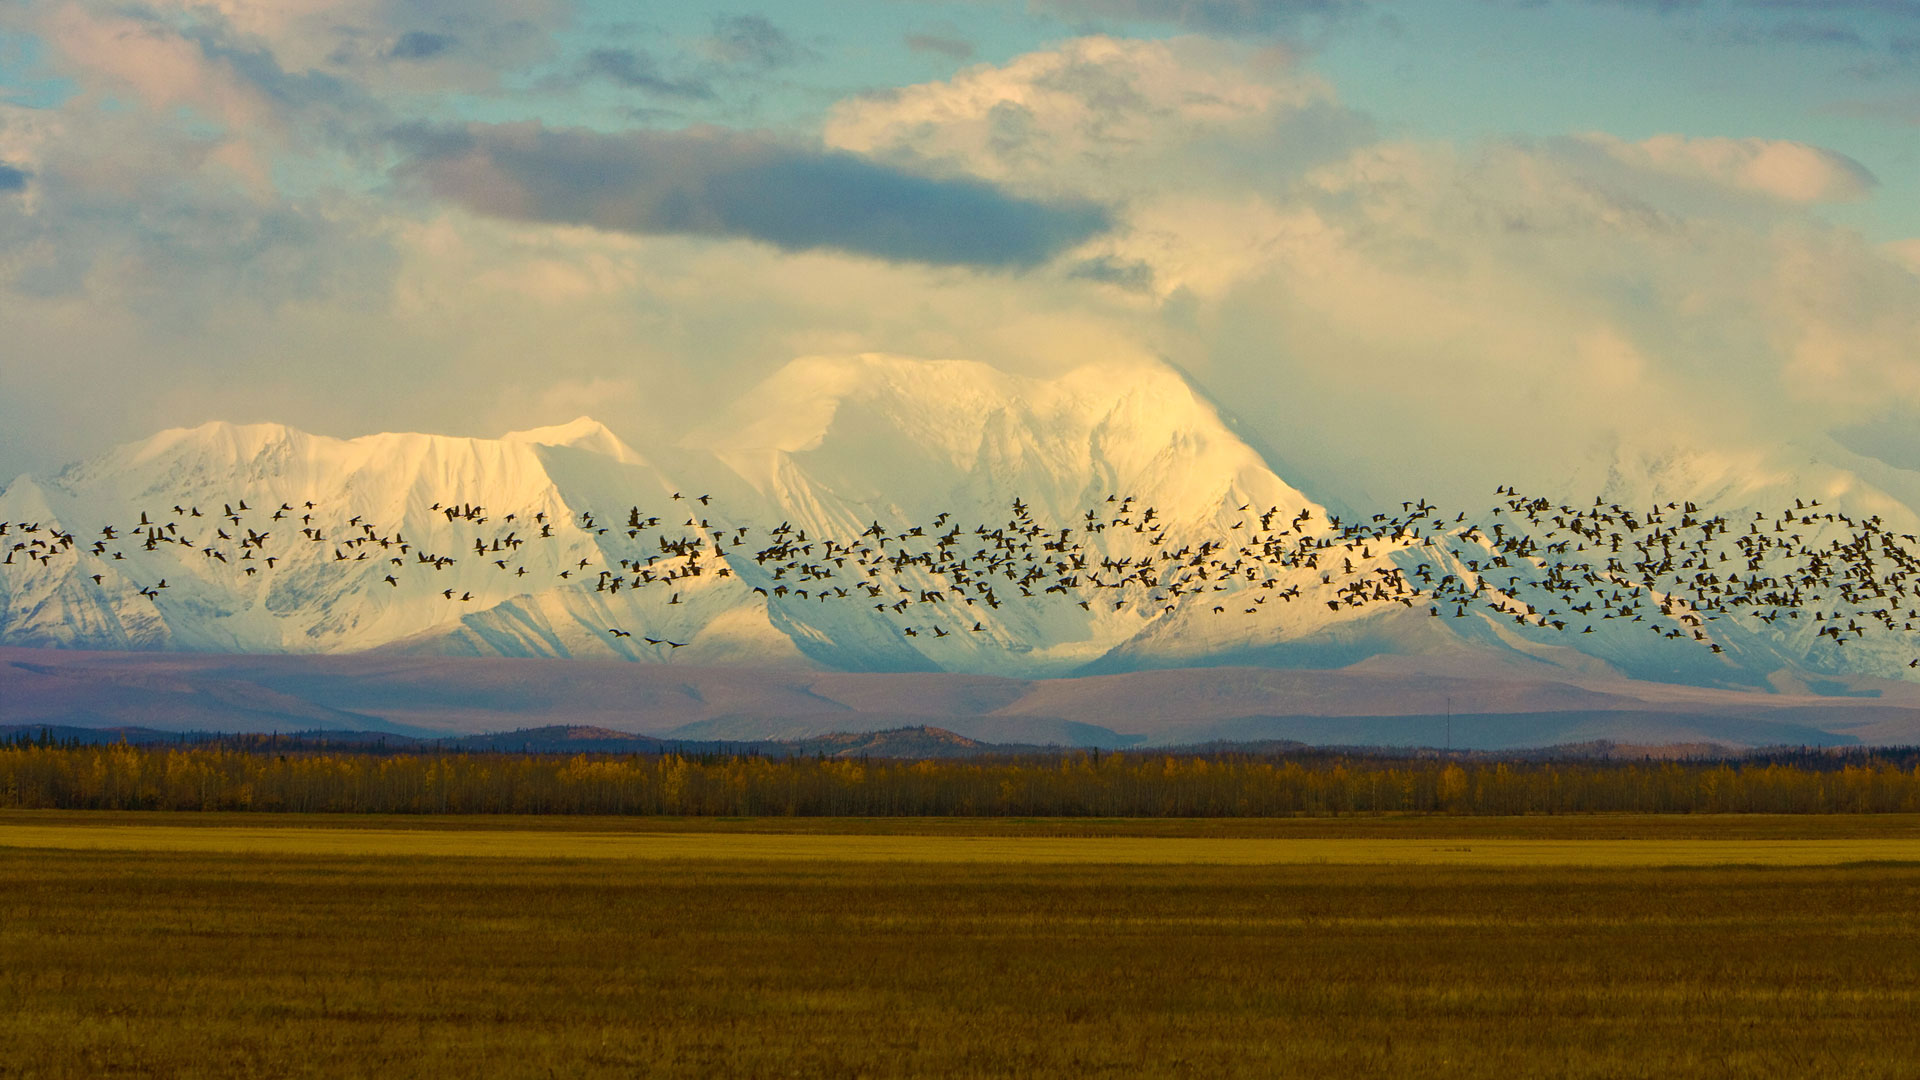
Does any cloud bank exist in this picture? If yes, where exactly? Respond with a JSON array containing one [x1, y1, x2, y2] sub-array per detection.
[[1587, 133, 1878, 203], [1028, 0, 1370, 33], [395, 123, 1111, 268], [824, 36, 1920, 502], [0, 4, 1916, 518]]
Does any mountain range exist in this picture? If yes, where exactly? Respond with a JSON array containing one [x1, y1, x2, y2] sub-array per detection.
[[7, 647, 1917, 749], [3, 353, 1918, 746]]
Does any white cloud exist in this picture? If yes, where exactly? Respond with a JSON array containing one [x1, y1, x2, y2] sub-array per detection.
[[39, 3, 286, 187], [128, 0, 570, 90], [1887, 238, 1920, 275], [1585, 133, 1878, 204], [824, 35, 1353, 199], [828, 35, 1920, 500], [3, 26, 1918, 519], [369, 110, 1920, 507]]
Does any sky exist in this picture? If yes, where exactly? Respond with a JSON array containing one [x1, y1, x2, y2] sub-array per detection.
[[1, 0, 1918, 506]]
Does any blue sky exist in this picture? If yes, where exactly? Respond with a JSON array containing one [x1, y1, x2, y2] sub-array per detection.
[[406, 0, 1920, 237], [0, 0, 1916, 501], [1320, 2, 1919, 240]]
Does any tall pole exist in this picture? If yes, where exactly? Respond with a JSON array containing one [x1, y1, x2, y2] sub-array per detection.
[[1446, 695, 1452, 754]]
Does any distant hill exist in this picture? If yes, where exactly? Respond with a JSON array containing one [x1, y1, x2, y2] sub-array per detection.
[[442, 726, 669, 753], [10, 722, 1915, 766], [787, 726, 995, 758], [7, 646, 1920, 751], [0, 722, 1058, 759]]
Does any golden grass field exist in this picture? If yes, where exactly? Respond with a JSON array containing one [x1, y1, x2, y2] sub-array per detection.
[[4, 813, 1920, 1078], [7, 815, 1920, 866], [11, 808, 1920, 836]]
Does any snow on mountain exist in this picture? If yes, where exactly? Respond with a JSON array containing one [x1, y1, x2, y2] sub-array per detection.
[[685, 354, 1336, 672], [1503, 434, 1920, 686], [0, 417, 799, 666], [2, 354, 1916, 684]]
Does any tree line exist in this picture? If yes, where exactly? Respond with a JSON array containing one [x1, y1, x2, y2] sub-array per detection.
[[4, 742, 1920, 815]]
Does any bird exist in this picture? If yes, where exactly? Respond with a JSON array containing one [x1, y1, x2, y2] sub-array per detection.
[[30, 481, 1920, 685]]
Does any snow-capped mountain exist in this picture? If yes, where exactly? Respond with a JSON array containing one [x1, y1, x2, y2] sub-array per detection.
[[2, 353, 1916, 684], [1, 355, 1320, 675]]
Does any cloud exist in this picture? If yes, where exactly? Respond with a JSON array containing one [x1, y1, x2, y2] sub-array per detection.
[[1595, 0, 1920, 16], [104, 0, 571, 93], [43, 6, 291, 129], [0, 105, 393, 310], [704, 14, 810, 71], [1739, 0, 1920, 17], [1586, 0, 1705, 12], [1583, 0, 1920, 69], [1026, 0, 1370, 33], [578, 47, 715, 99], [1584, 133, 1877, 202], [1821, 93, 1920, 125], [1181, 134, 1920, 501], [905, 32, 975, 61], [388, 31, 456, 61], [21, 2, 379, 193], [1888, 238, 1920, 273], [0, 5, 392, 320], [0, 92, 400, 475], [566, 17, 812, 104], [1765, 21, 1871, 47], [1, 5, 368, 172], [4, 17, 1919, 522], [0, 163, 27, 192], [819, 41, 1919, 501], [825, 35, 1360, 200], [394, 123, 1112, 268], [1067, 254, 1155, 289], [1832, 411, 1920, 472]]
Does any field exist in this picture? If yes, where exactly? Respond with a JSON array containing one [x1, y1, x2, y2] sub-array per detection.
[[4, 814, 1920, 1078]]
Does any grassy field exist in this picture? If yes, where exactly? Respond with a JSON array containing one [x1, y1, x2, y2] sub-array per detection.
[[10, 808, 1920, 837], [7, 818, 1920, 865], [3, 816, 1919, 1078]]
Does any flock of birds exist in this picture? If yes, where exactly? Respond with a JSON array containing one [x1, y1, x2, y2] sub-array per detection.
[[3, 484, 1918, 671]]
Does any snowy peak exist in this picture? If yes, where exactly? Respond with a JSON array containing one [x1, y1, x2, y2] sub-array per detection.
[[503, 417, 646, 465], [132, 421, 303, 461], [58, 421, 307, 489], [1, 353, 1345, 675], [697, 353, 1310, 527], [7, 352, 1916, 685]]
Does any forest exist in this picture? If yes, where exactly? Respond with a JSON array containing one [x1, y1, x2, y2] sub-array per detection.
[[4, 739, 1919, 816]]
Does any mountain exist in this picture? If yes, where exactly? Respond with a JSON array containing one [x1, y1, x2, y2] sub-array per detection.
[[0, 721, 1094, 758], [2, 353, 1917, 688], [0, 355, 1333, 676]]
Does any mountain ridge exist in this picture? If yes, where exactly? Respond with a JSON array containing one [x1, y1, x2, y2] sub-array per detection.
[[3, 354, 1918, 690]]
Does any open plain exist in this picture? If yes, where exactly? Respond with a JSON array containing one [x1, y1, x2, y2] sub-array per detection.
[[4, 813, 1919, 1079]]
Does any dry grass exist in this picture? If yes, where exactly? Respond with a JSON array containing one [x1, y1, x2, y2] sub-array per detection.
[[9, 808, 1920, 838], [2, 818, 1920, 1077], [6, 818, 1920, 866]]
